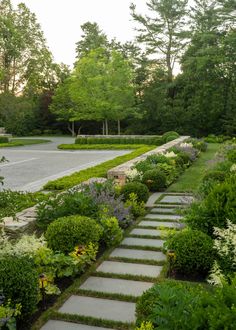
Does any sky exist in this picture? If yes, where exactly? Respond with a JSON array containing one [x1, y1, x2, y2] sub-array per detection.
[[11, 0, 149, 67]]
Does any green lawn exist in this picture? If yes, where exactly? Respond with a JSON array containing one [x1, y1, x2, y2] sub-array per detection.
[[11, 138, 51, 145], [167, 143, 221, 192]]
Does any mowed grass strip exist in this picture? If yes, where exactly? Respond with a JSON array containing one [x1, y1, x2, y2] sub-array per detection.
[[167, 143, 221, 192], [43, 146, 154, 191]]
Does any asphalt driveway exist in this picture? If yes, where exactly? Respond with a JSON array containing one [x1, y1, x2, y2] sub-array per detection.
[[0, 137, 130, 192]]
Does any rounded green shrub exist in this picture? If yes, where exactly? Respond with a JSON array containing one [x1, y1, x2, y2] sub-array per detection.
[[142, 169, 167, 191], [166, 229, 214, 277], [0, 255, 39, 318], [162, 131, 179, 143], [120, 182, 149, 203], [202, 170, 226, 183], [165, 134, 179, 142], [45, 215, 102, 254]]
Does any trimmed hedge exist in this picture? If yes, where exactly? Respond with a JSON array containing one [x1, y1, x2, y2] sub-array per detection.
[[43, 146, 154, 191], [58, 144, 148, 150], [75, 136, 162, 145], [0, 136, 9, 143]]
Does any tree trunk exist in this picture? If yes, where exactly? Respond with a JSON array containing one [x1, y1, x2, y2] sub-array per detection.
[[67, 122, 75, 136], [117, 119, 121, 135], [102, 121, 105, 135], [105, 119, 109, 135]]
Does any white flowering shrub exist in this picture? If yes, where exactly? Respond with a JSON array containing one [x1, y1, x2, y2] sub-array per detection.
[[180, 142, 193, 148], [165, 151, 177, 158], [125, 168, 143, 182], [0, 234, 46, 257], [230, 164, 236, 172], [213, 220, 236, 270]]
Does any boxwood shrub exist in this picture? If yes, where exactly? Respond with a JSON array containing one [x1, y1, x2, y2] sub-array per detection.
[[0, 136, 9, 143], [0, 255, 39, 318], [162, 131, 179, 143], [45, 215, 102, 254], [142, 169, 167, 191], [166, 229, 214, 277], [120, 182, 149, 203]]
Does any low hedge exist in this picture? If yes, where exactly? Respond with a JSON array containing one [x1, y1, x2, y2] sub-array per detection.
[[75, 136, 162, 145], [43, 146, 154, 191], [58, 144, 149, 150], [0, 136, 9, 143]]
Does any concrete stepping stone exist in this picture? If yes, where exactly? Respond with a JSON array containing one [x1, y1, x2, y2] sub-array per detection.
[[145, 214, 183, 221], [121, 237, 164, 248], [130, 228, 162, 237], [41, 320, 115, 330], [138, 220, 182, 229], [110, 248, 166, 262], [96, 261, 162, 277], [151, 207, 177, 214], [80, 276, 153, 297], [58, 295, 136, 323], [159, 195, 194, 204], [155, 203, 187, 208]]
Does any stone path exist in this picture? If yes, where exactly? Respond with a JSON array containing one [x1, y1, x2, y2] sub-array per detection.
[[41, 192, 192, 330]]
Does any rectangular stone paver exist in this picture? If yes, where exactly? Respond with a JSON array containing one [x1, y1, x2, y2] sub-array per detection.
[[97, 261, 162, 277], [151, 207, 177, 214], [145, 214, 183, 220], [41, 320, 115, 330], [138, 220, 182, 229], [130, 228, 162, 237], [59, 295, 136, 323], [110, 248, 166, 261], [121, 237, 164, 248], [80, 276, 153, 297], [159, 195, 194, 204]]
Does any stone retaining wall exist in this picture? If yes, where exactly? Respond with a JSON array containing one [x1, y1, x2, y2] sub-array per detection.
[[107, 136, 190, 185]]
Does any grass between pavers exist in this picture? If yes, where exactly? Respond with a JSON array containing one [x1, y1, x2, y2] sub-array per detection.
[[128, 234, 162, 239], [47, 312, 134, 330], [75, 289, 138, 303], [43, 146, 154, 191], [119, 244, 163, 252], [58, 144, 153, 150], [167, 143, 221, 192], [108, 256, 165, 266]]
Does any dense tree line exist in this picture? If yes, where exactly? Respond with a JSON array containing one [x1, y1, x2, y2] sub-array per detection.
[[0, 0, 235, 136]]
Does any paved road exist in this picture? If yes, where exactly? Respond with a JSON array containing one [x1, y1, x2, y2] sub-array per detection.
[[0, 137, 130, 192]]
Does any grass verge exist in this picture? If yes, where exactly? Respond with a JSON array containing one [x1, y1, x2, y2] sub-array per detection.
[[167, 143, 221, 192], [43, 146, 154, 191], [11, 138, 51, 145]]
